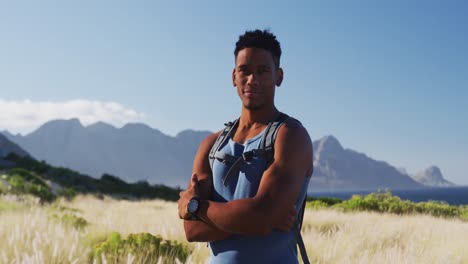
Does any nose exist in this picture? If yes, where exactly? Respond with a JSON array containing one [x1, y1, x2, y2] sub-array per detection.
[[247, 73, 259, 87]]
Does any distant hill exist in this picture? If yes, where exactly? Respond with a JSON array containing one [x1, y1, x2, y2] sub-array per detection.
[[412, 166, 455, 187], [0, 133, 30, 168], [2, 119, 452, 191], [0, 133, 30, 158], [310, 135, 424, 191], [3, 119, 211, 187]]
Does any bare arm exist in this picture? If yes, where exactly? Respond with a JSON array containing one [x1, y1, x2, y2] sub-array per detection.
[[182, 132, 232, 242], [196, 121, 313, 235]]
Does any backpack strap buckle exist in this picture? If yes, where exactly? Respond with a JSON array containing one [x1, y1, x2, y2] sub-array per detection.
[[242, 151, 254, 162]]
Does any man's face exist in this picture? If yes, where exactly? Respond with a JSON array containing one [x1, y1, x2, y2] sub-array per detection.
[[232, 47, 283, 111]]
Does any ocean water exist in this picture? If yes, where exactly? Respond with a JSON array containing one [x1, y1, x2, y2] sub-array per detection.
[[310, 186, 468, 206]]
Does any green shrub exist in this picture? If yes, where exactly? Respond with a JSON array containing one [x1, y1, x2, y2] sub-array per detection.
[[27, 183, 56, 202], [61, 213, 88, 230], [332, 190, 466, 220], [0, 176, 7, 194], [8, 175, 26, 193], [306, 200, 329, 209], [90, 232, 190, 263], [7, 168, 48, 187], [6, 173, 56, 203], [306, 196, 343, 206], [50, 213, 88, 230], [460, 206, 468, 221], [57, 187, 77, 201], [414, 201, 460, 218]]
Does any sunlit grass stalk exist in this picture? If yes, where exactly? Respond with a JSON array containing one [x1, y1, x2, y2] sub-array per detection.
[[1, 194, 467, 263]]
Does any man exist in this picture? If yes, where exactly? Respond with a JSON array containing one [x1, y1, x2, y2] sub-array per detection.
[[178, 29, 313, 263]]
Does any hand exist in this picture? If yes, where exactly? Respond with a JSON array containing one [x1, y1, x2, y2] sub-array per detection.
[[272, 204, 296, 232], [178, 173, 200, 220]]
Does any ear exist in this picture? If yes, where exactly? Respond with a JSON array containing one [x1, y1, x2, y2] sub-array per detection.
[[232, 68, 236, 87], [276, 68, 284, 87]]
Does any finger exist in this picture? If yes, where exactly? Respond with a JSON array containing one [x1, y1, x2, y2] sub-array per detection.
[[179, 191, 183, 197]]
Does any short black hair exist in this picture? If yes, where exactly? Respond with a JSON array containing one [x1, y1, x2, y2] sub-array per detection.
[[234, 29, 282, 68]]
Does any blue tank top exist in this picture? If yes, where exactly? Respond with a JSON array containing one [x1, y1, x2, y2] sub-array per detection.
[[209, 126, 311, 264]]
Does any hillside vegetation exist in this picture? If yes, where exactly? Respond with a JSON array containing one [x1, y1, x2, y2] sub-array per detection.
[[307, 190, 468, 221], [0, 153, 179, 202]]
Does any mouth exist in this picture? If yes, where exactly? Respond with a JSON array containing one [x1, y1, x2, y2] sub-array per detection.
[[243, 90, 261, 98]]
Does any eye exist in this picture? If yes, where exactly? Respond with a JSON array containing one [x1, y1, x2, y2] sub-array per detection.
[[237, 67, 250, 75], [257, 66, 270, 74]]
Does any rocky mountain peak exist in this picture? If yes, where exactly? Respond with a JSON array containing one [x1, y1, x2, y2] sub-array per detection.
[[413, 166, 454, 187], [34, 118, 84, 135], [314, 135, 344, 160]]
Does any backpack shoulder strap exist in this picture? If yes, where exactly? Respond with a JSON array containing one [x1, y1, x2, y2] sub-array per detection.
[[294, 218, 310, 264], [208, 118, 239, 170], [259, 112, 291, 163]]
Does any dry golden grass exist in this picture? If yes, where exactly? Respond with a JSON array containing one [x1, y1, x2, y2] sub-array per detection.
[[0, 195, 89, 264], [302, 209, 468, 264], [1, 194, 467, 264]]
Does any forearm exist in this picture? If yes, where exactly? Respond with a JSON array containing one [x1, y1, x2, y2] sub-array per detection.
[[198, 198, 274, 235], [184, 220, 232, 242]]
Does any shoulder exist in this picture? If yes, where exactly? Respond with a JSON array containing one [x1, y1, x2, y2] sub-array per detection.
[[199, 130, 222, 151], [193, 130, 223, 168], [275, 117, 313, 158], [277, 117, 311, 144]]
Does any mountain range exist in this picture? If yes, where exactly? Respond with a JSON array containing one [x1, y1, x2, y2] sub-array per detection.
[[1, 119, 456, 191], [2, 119, 209, 188]]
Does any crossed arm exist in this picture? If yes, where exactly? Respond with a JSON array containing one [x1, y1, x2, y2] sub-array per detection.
[[181, 131, 231, 242], [179, 121, 313, 242]]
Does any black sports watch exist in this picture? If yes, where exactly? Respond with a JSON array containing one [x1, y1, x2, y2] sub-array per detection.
[[187, 196, 201, 220]]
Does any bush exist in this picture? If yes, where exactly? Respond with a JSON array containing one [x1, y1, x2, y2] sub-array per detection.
[[57, 187, 77, 201], [332, 190, 465, 220], [7, 168, 48, 187], [50, 213, 88, 230], [460, 206, 468, 221], [306, 200, 329, 209], [414, 201, 460, 218], [6, 173, 56, 203], [61, 213, 88, 230], [26, 183, 56, 203], [90, 232, 190, 263], [306, 196, 343, 206]]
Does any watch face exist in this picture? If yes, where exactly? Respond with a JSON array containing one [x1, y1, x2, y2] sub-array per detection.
[[188, 198, 199, 214]]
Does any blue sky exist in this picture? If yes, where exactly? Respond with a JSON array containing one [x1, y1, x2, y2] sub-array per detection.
[[1, 1, 467, 184]]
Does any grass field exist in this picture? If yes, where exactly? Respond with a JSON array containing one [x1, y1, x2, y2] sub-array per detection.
[[1, 194, 467, 264]]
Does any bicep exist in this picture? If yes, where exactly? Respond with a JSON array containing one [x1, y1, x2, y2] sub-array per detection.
[[255, 124, 313, 210]]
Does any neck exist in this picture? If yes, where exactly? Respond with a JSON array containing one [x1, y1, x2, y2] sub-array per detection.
[[239, 105, 279, 129]]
